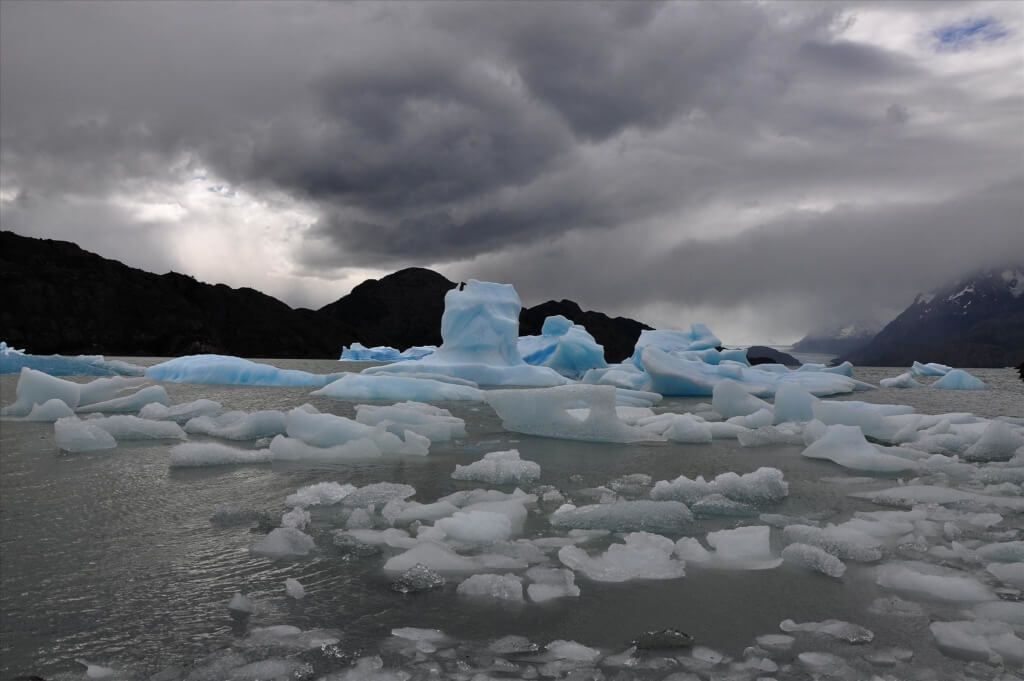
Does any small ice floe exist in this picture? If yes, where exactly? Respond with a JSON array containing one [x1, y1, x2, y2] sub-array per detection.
[[779, 618, 874, 643], [391, 563, 446, 594], [284, 578, 306, 599], [451, 449, 541, 485], [169, 443, 272, 467]]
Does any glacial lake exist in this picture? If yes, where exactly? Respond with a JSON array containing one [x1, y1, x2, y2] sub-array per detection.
[[1, 360, 1022, 680]]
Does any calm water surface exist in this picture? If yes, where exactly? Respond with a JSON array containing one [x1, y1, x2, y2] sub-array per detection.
[[1, 360, 1022, 679]]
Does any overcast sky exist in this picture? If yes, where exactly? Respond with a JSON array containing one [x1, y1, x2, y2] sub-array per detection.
[[2, 1, 1021, 344]]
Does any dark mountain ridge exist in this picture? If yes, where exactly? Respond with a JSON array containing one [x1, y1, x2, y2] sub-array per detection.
[[840, 267, 1024, 368], [1, 231, 650, 361]]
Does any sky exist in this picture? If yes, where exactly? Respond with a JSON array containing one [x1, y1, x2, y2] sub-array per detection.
[[1, 1, 1022, 345]]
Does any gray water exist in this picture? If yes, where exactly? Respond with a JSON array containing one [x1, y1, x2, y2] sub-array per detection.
[[1, 361, 1022, 680]]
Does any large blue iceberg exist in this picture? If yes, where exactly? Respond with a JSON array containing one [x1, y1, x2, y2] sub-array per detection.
[[146, 355, 344, 387], [361, 281, 568, 387], [340, 343, 436, 362], [0, 342, 145, 376], [517, 315, 608, 379]]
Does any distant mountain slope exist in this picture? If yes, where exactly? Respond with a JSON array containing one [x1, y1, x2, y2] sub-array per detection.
[[841, 267, 1024, 368], [319, 268, 458, 349], [0, 231, 357, 357], [1, 231, 655, 360], [518, 299, 653, 363], [791, 322, 879, 356]]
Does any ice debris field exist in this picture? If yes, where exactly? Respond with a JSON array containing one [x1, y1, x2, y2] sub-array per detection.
[[1, 279, 1023, 681]]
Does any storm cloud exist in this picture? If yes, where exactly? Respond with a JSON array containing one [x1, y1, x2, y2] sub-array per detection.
[[2, 0, 1021, 342]]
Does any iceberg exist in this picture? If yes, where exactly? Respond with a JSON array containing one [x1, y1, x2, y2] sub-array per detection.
[[486, 384, 661, 443], [54, 416, 117, 452], [360, 280, 569, 387], [355, 402, 466, 441], [313, 373, 484, 402], [558, 532, 687, 582], [1, 368, 146, 417], [146, 354, 342, 386], [0, 343, 145, 376], [699, 526, 780, 570], [650, 467, 789, 506], [250, 527, 316, 558], [629, 326, 722, 366], [525, 567, 580, 602], [451, 449, 541, 485], [75, 385, 170, 413], [342, 343, 413, 362], [456, 573, 524, 602], [800, 425, 918, 472], [781, 543, 846, 578], [23, 399, 75, 422], [517, 315, 607, 379], [83, 415, 186, 441], [911, 361, 952, 377], [185, 410, 287, 440], [138, 399, 222, 423], [875, 561, 996, 602], [281, 406, 429, 456], [880, 372, 922, 389], [933, 369, 989, 390], [550, 500, 693, 534], [712, 379, 773, 418]]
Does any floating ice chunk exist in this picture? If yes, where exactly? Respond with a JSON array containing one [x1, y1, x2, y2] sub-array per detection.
[[712, 379, 773, 418], [546, 639, 602, 662], [782, 524, 883, 562], [551, 500, 693, 534], [139, 399, 222, 423], [976, 540, 1024, 562], [880, 372, 923, 389], [23, 398, 75, 422], [85, 415, 186, 440], [781, 543, 846, 578], [456, 573, 524, 602], [755, 634, 795, 651], [692, 494, 758, 517], [228, 592, 256, 615], [383, 541, 480, 574], [356, 402, 466, 441], [282, 507, 311, 530], [0, 345, 145, 377], [987, 562, 1024, 588], [963, 421, 1024, 461], [851, 485, 1024, 511], [243, 625, 341, 650], [286, 482, 356, 508], [285, 407, 429, 455], [934, 369, 989, 390], [169, 443, 272, 467], [526, 567, 580, 602], [636, 412, 713, 443], [341, 343, 432, 362], [930, 620, 1024, 665], [486, 384, 661, 443], [313, 373, 484, 402], [652, 467, 788, 506], [911, 361, 952, 377], [146, 354, 340, 386], [386, 500, 459, 526], [558, 532, 686, 582], [250, 527, 316, 558], [338, 528, 416, 550], [75, 659, 117, 679], [75, 385, 169, 413], [726, 407, 774, 429], [185, 410, 287, 440], [876, 561, 996, 602], [973, 601, 1024, 626], [704, 526, 780, 569], [269, 435, 384, 462], [737, 423, 805, 447], [435, 510, 512, 545], [343, 482, 417, 508], [2, 368, 83, 415], [391, 563, 446, 593], [451, 449, 541, 485], [801, 424, 917, 472], [780, 618, 872, 643], [284, 578, 305, 599], [772, 383, 818, 424], [54, 416, 117, 452]]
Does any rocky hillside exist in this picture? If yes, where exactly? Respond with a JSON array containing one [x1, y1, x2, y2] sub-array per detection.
[[791, 322, 879, 356], [1, 231, 653, 360], [841, 267, 1024, 368]]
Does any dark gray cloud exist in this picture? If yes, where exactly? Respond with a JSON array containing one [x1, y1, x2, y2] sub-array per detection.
[[1, 0, 1021, 340]]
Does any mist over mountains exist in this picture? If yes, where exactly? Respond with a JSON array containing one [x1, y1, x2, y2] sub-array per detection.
[[3, 231, 1020, 367]]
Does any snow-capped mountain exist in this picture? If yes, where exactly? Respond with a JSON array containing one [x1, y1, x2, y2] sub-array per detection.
[[842, 267, 1024, 368], [791, 321, 880, 356]]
